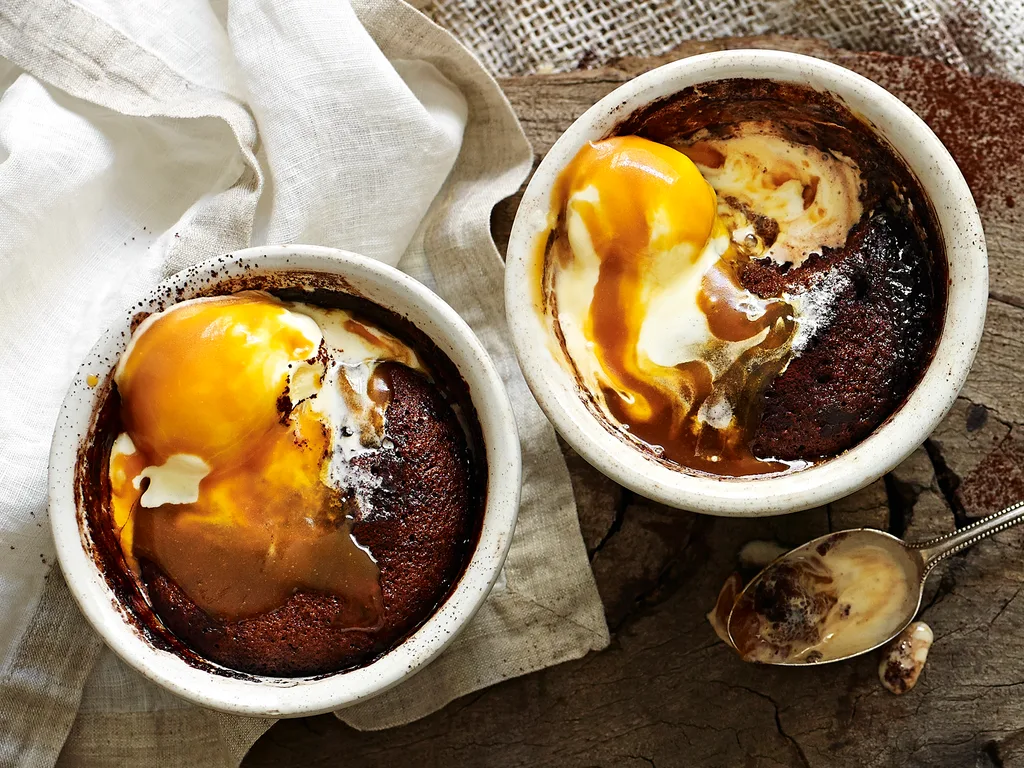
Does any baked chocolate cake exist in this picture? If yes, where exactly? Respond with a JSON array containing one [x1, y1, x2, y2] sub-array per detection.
[[617, 79, 946, 465], [78, 279, 486, 678], [140, 363, 476, 676], [538, 78, 946, 475], [746, 213, 939, 459]]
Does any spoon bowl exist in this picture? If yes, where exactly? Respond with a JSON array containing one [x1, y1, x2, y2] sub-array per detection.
[[725, 500, 1024, 665]]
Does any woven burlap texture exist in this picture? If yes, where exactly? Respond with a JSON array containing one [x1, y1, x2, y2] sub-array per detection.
[[425, 0, 1024, 83]]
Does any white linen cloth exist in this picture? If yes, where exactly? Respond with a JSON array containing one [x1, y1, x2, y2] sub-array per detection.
[[0, 1, 609, 765]]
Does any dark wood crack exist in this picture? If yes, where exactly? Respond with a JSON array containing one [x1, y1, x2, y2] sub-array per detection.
[[883, 472, 915, 539], [589, 489, 632, 560], [924, 438, 970, 525], [981, 739, 1004, 768]]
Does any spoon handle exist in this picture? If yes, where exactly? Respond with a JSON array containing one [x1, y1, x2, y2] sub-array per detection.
[[911, 500, 1024, 572]]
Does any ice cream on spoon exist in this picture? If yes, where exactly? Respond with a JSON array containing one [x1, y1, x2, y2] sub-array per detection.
[[709, 500, 1024, 665]]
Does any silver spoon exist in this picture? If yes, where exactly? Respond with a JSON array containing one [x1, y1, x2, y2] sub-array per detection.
[[725, 500, 1024, 665]]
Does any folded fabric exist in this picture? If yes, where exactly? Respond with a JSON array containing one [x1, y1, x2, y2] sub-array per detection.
[[0, 1, 608, 766]]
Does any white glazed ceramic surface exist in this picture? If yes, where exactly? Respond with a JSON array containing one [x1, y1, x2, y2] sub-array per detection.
[[505, 50, 987, 516], [49, 245, 522, 717]]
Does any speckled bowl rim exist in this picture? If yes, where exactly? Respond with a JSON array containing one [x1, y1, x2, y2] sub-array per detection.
[[49, 245, 522, 717], [505, 49, 987, 516]]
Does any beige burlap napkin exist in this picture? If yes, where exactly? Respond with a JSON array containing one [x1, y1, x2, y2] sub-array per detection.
[[0, 1, 607, 766]]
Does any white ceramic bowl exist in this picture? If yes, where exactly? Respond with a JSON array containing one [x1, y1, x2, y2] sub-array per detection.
[[505, 49, 987, 516], [49, 245, 521, 716]]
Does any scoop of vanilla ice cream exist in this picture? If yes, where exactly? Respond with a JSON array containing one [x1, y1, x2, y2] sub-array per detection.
[[111, 294, 423, 513]]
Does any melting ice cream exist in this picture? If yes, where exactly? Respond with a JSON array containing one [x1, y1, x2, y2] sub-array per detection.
[[109, 291, 424, 623], [541, 125, 866, 475]]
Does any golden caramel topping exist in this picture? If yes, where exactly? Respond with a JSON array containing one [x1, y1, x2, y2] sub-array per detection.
[[555, 135, 717, 262], [547, 137, 796, 475], [130, 397, 381, 622], [107, 294, 418, 624]]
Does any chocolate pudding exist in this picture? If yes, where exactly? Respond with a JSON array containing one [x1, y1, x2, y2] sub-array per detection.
[[76, 276, 486, 678], [536, 79, 946, 476]]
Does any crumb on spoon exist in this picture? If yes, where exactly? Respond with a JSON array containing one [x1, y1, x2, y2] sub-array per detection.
[[879, 621, 933, 694]]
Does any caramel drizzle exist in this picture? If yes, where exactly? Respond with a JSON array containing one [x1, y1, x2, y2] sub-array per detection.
[[110, 297, 405, 625], [550, 139, 798, 476], [128, 371, 389, 625]]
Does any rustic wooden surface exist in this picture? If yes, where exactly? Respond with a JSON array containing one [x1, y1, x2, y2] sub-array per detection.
[[245, 37, 1024, 767]]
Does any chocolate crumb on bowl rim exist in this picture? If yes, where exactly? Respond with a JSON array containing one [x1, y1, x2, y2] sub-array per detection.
[[48, 245, 522, 717], [504, 49, 987, 517]]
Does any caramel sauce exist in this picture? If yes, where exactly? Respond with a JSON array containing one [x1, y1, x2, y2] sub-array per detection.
[[128, 389, 385, 625], [547, 138, 796, 475], [698, 260, 788, 343], [682, 142, 725, 169], [109, 440, 146, 571], [343, 318, 413, 364], [110, 296, 401, 627], [802, 176, 820, 209]]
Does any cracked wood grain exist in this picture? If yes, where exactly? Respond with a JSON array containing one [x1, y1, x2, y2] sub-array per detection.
[[245, 37, 1024, 768]]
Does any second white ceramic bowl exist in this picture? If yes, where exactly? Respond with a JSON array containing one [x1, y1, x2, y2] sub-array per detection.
[[505, 49, 987, 516], [49, 245, 521, 716]]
